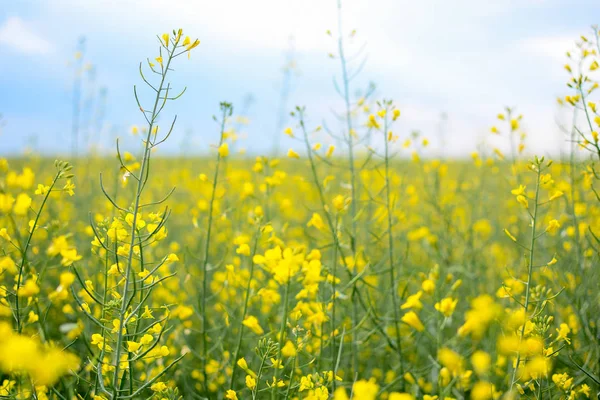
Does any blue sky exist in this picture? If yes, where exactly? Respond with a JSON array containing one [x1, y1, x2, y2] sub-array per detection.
[[0, 0, 598, 157]]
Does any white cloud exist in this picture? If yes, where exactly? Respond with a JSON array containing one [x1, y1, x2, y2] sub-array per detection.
[[48, 0, 547, 54], [0, 0, 590, 156], [0, 16, 52, 55], [518, 34, 579, 63]]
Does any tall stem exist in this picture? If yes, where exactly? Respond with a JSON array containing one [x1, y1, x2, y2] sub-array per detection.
[[200, 104, 229, 389], [15, 173, 60, 333], [383, 112, 405, 389], [111, 41, 177, 397], [330, 215, 339, 393], [567, 106, 583, 272], [271, 277, 291, 399], [229, 227, 260, 389], [299, 112, 342, 387], [336, 0, 360, 373], [510, 164, 541, 390]]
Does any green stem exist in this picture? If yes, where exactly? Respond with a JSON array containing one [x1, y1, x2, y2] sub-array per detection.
[[111, 39, 178, 398], [229, 226, 261, 389], [271, 276, 291, 399], [252, 350, 268, 400], [298, 112, 343, 389], [284, 355, 296, 399], [200, 104, 229, 391], [336, 0, 360, 374], [383, 111, 404, 390], [510, 163, 541, 390], [330, 215, 339, 393], [15, 173, 60, 333]]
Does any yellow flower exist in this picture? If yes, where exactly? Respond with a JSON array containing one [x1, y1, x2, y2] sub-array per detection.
[[237, 358, 249, 370], [351, 378, 379, 400], [126, 341, 141, 352], [511, 185, 526, 196], [246, 375, 256, 389], [332, 195, 350, 212], [242, 315, 264, 335], [549, 190, 564, 201], [287, 149, 300, 159], [552, 373, 573, 391], [556, 323, 571, 344], [236, 243, 251, 256], [90, 333, 112, 352], [438, 347, 464, 376], [0, 334, 79, 386], [333, 387, 349, 400], [18, 280, 40, 297], [63, 180, 76, 196], [281, 340, 296, 357], [326, 145, 335, 157], [546, 219, 560, 233], [510, 119, 519, 131], [284, 127, 294, 137], [300, 374, 314, 391], [185, 38, 200, 51], [0, 256, 17, 274], [138, 334, 153, 346], [148, 323, 162, 334], [60, 248, 82, 266], [0, 228, 11, 241], [125, 213, 146, 229], [307, 213, 326, 231], [366, 114, 380, 129], [35, 184, 50, 195], [225, 389, 238, 400], [218, 143, 229, 157], [434, 297, 458, 317], [471, 351, 491, 376], [457, 295, 500, 339], [421, 279, 435, 295], [516, 194, 528, 208], [150, 382, 167, 392], [401, 311, 424, 332], [471, 381, 497, 400], [401, 291, 423, 310], [27, 310, 39, 323], [579, 384, 591, 397], [13, 193, 32, 216]]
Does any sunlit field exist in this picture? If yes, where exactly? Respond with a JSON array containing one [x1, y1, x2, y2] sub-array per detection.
[[1, 7, 600, 400]]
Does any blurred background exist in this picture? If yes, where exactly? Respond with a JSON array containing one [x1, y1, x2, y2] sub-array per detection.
[[0, 0, 599, 158]]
